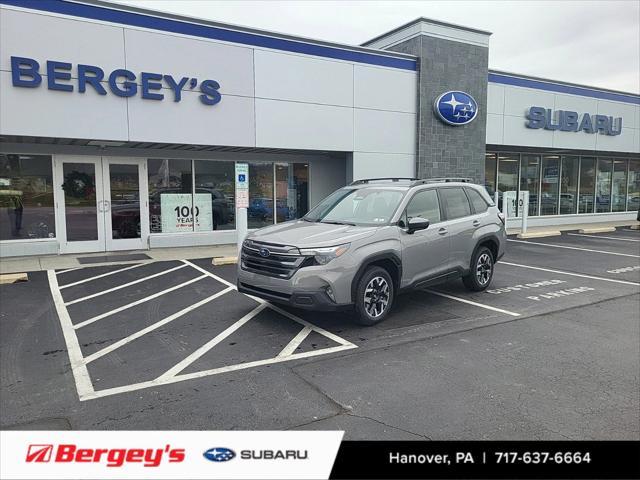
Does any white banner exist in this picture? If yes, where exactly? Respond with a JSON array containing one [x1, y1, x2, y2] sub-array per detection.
[[0, 431, 343, 480], [160, 193, 213, 232]]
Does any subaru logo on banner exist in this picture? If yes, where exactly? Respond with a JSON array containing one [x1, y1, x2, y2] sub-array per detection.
[[434, 91, 478, 126], [203, 447, 236, 462]]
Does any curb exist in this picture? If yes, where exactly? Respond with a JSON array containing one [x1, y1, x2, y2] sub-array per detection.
[[578, 227, 617, 234], [516, 230, 561, 239], [212, 256, 238, 266], [0, 273, 29, 285]]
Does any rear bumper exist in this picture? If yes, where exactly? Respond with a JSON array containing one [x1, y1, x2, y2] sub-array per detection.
[[237, 281, 352, 312]]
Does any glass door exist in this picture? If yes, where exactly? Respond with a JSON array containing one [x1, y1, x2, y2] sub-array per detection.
[[103, 157, 148, 251], [55, 156, 106, 254], [55, 156, 148, 254]]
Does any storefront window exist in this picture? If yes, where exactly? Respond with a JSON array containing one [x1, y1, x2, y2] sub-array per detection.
[[484, 153, 497, 197], [248, 162, 274, 228], [275, 163, 309, 223], [560, 156, 579, 215], [148, 159, 193, 233], [540, 156, 559, 215], [628, 160, 640, 212], [611, 160, 628, 212], [0, 154, 55, 241], [520, 154, 540, 216], [595, 158, 613, 213], [194, 160, 235, 230], [579, 157, 596, 214], [497, 153, 519, 214]]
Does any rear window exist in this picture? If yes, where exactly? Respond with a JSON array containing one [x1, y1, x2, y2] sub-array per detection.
[[439, 187, 472, 220], [465, 187, 489, 213]]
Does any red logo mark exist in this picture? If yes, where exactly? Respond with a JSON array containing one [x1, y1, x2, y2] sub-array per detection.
[[26, 445, 53, 463]]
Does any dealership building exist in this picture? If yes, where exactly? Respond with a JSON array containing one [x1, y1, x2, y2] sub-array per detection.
[[0, 0, 638, 257]]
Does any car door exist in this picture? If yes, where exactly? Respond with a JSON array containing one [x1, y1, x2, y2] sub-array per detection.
[[437, 187, 476, 272], [399, 188, 450, 286]]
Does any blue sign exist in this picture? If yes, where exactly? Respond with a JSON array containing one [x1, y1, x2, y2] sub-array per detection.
[[203, 448, 236, 462], [10, 56, 221, 106], [238, 174, 246, 182], [434, 91, 478, 126], [526, 107, 622, 135]]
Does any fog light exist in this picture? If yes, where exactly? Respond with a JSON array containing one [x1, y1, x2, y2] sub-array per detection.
[[325, 286, 336, 303]]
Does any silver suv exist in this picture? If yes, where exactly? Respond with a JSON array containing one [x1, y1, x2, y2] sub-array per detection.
[[237, 178, 506, 325]]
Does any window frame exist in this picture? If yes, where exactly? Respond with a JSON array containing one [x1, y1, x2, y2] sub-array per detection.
[[464, 186, 490, 215], [400, 187, 443, 228], [438, 186, 473, 221]]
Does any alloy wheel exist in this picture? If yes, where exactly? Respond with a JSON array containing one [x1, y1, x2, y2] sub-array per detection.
[[476, 252, 492, 285], [364, 276, 390, 318]]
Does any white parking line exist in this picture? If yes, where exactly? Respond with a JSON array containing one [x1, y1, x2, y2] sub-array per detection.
[[508, 239, 640, 258], [157, 303, 269, 380], [566, 233, 640, 243], [73, 274, 208, 329], [83, 286, 234, 364], [81, 344, 357, 401], [424, 289, 521, 317], [47, 271, 95, 399], [59, 264, 146, 289], [63, 264, 187, 306], [56, 267, 82, 275], [500, 261, 640, 286], [277, 326, 312, 358]]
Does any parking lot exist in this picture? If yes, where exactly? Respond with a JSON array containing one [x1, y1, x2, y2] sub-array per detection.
[[1, 228, 639, 439]]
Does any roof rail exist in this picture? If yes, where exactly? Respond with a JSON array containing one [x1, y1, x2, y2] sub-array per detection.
[[349, 177, 418, 185], [411, 177, 475, 186]]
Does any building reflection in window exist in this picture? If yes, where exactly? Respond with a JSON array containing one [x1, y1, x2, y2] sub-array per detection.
[[0, 154, 55, 241]]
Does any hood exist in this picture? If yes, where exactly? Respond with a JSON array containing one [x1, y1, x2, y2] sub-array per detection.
[[248, 220, 379, 248]]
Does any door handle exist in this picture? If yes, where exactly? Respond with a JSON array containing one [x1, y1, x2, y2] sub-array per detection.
[[473, 220, 481, 227], [103, 200, 111, 212], [438, 227, 448, 235]]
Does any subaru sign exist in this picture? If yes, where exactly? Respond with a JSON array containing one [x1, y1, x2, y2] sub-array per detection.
[[434, 91, 478, 126], [526, 107, 622, 135], [203, 448, 236, 462]]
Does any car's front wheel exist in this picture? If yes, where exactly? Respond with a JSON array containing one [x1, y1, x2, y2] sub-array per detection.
[[462, 246, 494, 291], [354, 266, 394, 326]]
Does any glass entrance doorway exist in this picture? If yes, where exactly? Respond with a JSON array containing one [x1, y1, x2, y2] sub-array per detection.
[[54, 156, 148, 253]]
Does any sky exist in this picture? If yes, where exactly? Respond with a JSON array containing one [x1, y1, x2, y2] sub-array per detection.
[[112, 0, 640, 94]]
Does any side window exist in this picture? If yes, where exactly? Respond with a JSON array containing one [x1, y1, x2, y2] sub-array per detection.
[[439, 188, 472, 220], [465, 187, 489, 214], [405, 189, 441, 224]]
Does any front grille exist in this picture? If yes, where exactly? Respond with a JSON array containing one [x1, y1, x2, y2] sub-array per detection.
[[241, 241, 309, 279]]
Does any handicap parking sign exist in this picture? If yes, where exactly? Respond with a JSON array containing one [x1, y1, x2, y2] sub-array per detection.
[[238, 174, 246, 182]]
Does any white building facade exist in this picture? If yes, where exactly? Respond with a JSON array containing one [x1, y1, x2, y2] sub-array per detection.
[[0, 0, 638, 257]]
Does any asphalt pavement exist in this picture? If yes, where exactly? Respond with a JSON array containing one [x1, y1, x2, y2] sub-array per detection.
[[1, 228, 638, 439]]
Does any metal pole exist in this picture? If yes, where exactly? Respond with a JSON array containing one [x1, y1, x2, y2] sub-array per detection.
[[494, 191, 498, 207], [521, 191, 529, 235], [237, 207, 248, 257]]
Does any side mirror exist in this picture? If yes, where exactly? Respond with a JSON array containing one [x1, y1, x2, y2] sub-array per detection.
[[407, 217, 429, 233]]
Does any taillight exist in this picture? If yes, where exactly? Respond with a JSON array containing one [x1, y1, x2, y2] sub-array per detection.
[[497, 212, 505, 225]]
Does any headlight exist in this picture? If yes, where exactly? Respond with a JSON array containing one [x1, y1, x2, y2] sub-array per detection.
[[299, 243, 350, 265]]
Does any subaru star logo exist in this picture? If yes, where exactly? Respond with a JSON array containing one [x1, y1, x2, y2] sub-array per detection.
[[259, 247, 271, 258], [434, 90, 478, 126], [203, 447, 236, 462]]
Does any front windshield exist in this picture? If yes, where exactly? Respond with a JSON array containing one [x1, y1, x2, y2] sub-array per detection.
[[304, 188, 405, 226]]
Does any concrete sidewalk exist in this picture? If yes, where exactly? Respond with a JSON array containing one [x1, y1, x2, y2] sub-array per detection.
[[0, 244, 237, 274], [506, 220, 639, 236]]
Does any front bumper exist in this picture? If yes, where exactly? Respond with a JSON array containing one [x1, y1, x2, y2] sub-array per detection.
[[237, 280, 352, 311]]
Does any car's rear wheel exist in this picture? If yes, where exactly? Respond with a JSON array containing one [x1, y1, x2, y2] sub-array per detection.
[[462, 246, 494, 291], [354, 266, 394, 326]]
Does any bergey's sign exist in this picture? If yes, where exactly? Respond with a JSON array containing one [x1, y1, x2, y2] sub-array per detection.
[[526, 107, 622, 136], [10, 56, 222, 106]]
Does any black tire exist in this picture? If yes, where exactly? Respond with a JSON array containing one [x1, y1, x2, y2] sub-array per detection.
[[353, 266, 394, 326], [462, 246, 494, 291]]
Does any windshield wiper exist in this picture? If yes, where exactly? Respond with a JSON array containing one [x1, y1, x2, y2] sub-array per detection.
[[319, 220, 356, 226]]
